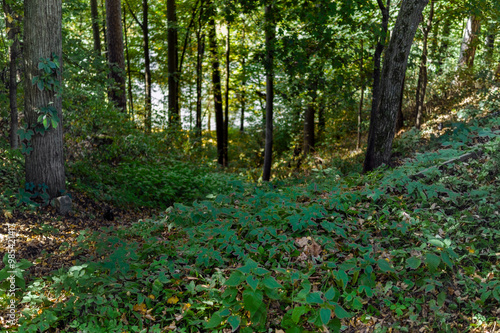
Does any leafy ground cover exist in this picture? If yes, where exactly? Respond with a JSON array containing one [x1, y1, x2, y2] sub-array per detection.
[[1, 112, 498, 332]]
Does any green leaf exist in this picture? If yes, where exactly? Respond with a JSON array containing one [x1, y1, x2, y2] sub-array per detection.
[[425, 253, 441, 271], [320, 308, 331, 325], [440, 251, 453, 269], [205, 312, 222, 328], [37, 80, 44, 91], [325, 286, 337, 301], [228, 315, 241, 331], [358, 285, 373, 297], [246, 275, 259, 291], [306, 292, 324, 304], [237, 258, 258, 274], [406, 257, 421, 270], [262, 276, 281, 289], [428, 239, 445, 248], [254, 267, 270, 276], [242, 289, 263, 316], [377, 259, 395, 273], [225, 271, 245, 287], [17, 260, 33, 270], [51, 118, 58, 129], [334, 270, 349, 289], [333, 303, 351, 319], [292, 305, 309, 323]]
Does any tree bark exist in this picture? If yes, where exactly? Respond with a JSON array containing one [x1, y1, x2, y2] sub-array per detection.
[[143, 0, 152, 132], [415, 0, 433, 129], [167, 0, 179, 125], [262, 4, 275, 181], [3, 1, 20, 149], [106, 0, 127, 112], [357, 40, 365, 150], [436, 17, 451, 73], [303, 82, 317, 155], [240, 28, 246, 132], [223, 23, 230, 166], [209, 17, 224, 166], [24, 0, 66, 198], [458, 15, 480, 68], [90, 0, 102, 55], [122, 5, 134, 116], [364, 0, 428, 173], [195, 30, 204, 138]]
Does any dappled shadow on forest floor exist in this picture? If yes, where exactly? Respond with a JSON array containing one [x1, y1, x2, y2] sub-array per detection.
[[0, 191, 157, 280]]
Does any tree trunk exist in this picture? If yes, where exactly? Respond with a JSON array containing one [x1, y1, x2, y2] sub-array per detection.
[[196, 31, 204, 138], [122, 6, 134, 116], [106, 0, 127, 112], [485, 23, 495, 62], [436, 17, 451, 73], [415, 0, 433, 129], [24, 0, 66, 198], [364, 0, 428, 173], [357, 40, 365, 150], [209, 17, 224, 166], [458, 15, 480, 68], [3, 1, 20, 149], [240, 29, 246, 132], [262, 4, 275, 181], [303, 83, 317, 155], [167, 0, 179, 125], [90, 0, 102, 55], [101, 0, 108, 60], [143, 0, 152, 132], [223, 23, 230, 166]]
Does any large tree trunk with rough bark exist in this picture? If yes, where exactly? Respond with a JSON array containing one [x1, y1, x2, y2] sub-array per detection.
[[106, 0, 127, 111], [458, 15, 480, 68], [209, 17, 224, 166], [90, 0, 102, 54], [415, 0, 434, 129], [3, 1, 20, 149], [167, 0, 179, 125], [364, 0, 428, 172], [262, 4, 275, 181], [24, 0, 66, 198]]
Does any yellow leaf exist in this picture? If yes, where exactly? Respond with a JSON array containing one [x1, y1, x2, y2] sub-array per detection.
[[467, 247, 475, 254], [167, 296, 179, 304], [133, 303, 147, 313], [148, 295, 155, 300], [182, 303, 191, 312], [3, 210, 13, 219]]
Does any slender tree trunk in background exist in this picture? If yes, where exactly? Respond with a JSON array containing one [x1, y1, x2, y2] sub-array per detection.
[[415, 0, 433, 129], [122, 7, 134, 117], [262, 4, 275, 181], [458, 15, 480, 68], [24, 0, 66, 198], [357, 40, 365, 150], [223, 23, 230, 166], [303, 82, 317, 155], [367, 0, 390, 150], [209, 18, 224, 166], [240, 29, 246, 132], [364, 0, 428, 173], [3, 1, 20, 149], [317, 103, 325, 141], [90, 0, 102, 55], [196, 31, 205, 138], [143, 0, 152, 132], [485, 23, 495, 62], [101, 0, 108, 61], [106, 0, 127, 112], [436, 17, 451, 73], [167, 0, 179, 125]]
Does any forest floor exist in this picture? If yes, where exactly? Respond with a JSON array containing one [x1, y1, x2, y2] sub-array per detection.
[[1, 93, 499, 332]]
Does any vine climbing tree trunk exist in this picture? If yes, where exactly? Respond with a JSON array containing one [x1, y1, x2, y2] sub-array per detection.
[[24, 0, 66, 198], [262, 4, 275, 181], [364, 0, 428, 172]]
